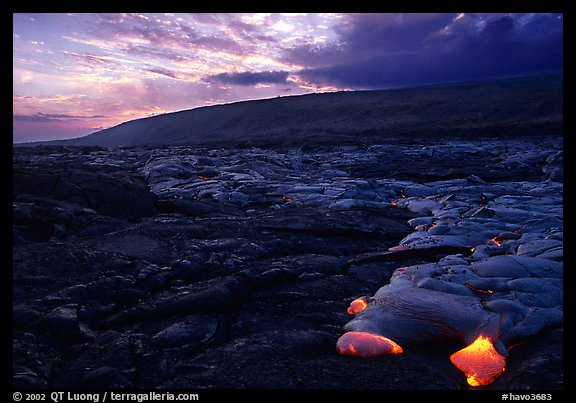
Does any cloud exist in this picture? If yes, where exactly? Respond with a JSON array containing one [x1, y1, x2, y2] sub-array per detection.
[[13, 114, 55, 122], [62, 51, 116, 66], [290, 13, 563, 89], [209, 70, 289, 86], [145, 67, 179, 79], [124, 44, 189, 63], [13, 113, 105, 122]]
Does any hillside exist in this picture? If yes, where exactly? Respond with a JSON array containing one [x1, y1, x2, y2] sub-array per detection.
[[50, 73, 563, 147]]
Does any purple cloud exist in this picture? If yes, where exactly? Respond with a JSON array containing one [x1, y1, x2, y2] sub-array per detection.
[[124, 45, 189, 63], [209, 71, 289, 86], [290, 13, 563, 89], [145, 67, 179, 79], [13, 113, 105, 122], [62, 51, 116, 66]]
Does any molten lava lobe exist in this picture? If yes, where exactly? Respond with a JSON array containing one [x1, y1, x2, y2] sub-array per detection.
[[450, 335, 506, 387], [336, 331, 403, 358], [347, 297, 369, 315]]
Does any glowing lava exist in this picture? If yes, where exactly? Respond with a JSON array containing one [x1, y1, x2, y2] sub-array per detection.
[[450, 335, 506, 387], [347, 297, 369, 315], [336, 331, 403, 357], [489, 236, 503, 246], [465, 284, 494, 294]]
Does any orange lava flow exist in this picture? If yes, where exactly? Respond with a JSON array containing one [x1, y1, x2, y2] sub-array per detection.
[[347, 297, 369, 315], [336, 331, 403, 358], [489, 236, 503, 246], [450, 335, 506, 387], [465, 284, 494, 294]]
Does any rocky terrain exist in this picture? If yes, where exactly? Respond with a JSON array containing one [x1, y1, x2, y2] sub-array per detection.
[[13, 135, 563, 390]]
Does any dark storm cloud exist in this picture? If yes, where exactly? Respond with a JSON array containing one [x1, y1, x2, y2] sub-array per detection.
[[210, 71, 289, 86], [293, 13, 563, 89], [284, 14, 455, 69]]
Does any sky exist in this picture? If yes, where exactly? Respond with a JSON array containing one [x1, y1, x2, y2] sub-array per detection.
[[13, 13, 563, 143]]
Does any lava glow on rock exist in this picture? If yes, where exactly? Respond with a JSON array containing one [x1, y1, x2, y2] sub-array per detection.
[[489, 236, 503, 246], [449, 335, 506, 387], [336, 331, 403, 357], [347, 297, 369, 315], [464, 284, 494, 294]]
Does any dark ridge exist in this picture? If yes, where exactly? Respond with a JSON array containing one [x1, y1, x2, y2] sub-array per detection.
[[19, 73, 562, 148]]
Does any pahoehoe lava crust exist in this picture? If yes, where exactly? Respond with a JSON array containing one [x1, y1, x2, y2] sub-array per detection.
[[13, 134, 562, 390]]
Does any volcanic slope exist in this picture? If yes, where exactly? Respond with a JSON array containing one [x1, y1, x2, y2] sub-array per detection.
[[45, 73, 562, 147]]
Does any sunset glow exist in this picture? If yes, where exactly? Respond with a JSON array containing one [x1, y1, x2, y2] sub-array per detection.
[[13, 13, 563, 142]]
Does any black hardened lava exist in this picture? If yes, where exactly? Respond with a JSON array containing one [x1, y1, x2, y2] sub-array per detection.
[[12, 138, 563, 390]]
